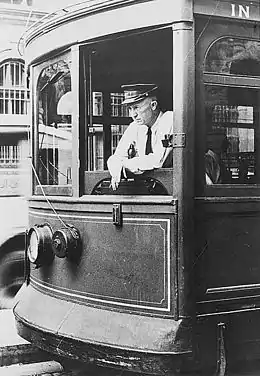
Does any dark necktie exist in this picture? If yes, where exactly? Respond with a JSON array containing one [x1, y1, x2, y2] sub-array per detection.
[[145, 127, 152, 155]]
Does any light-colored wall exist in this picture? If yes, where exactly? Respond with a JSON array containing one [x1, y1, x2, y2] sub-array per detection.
[[0, 4, 45, 51]]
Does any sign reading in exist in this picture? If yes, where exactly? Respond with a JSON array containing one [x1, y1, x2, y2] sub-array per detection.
[[231, 3, 250, 18], [195, 0, 259, 21]]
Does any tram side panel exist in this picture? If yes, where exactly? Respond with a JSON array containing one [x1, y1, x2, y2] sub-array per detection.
[[15, 199, 192, 374], [195, 200, 260, 367]]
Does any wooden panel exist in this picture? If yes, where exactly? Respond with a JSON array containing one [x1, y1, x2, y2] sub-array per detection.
[[195, 199, 260, 314], [35, 185, 72, 196], [84, 169, 173, 195], [28, 200, 176, 315]]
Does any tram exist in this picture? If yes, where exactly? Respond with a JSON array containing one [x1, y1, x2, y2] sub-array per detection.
[[13, 0, 260, 374]]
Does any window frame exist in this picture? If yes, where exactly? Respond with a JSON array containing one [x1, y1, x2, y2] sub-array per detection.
[[203, 68, 260, 196], [79, 27, 174, 196], [32, 48, 78, 197], [195, 17, 260, 197], [0, 59, 29, 115]]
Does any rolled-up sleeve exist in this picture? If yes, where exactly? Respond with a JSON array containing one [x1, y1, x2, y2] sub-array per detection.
[[107, 111, 174, 175], [122, 111, 174, 173]]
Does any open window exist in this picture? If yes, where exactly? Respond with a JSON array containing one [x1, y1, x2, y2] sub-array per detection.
[[203, 37, 260, 187], [34, 52, 72, 195], [81, 28, 173, 195]]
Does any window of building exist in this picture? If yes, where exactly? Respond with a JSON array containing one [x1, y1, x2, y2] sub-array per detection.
[[203, 37, 260, 185], [0, 145, 21, 167], [0, 60, 29, 115], [88, 92, 129, 171]]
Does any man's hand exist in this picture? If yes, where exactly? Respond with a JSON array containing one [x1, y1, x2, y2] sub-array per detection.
[[110, 166, 128, 190], [107, 155, 124, 191], [110, 176, 120, 190]]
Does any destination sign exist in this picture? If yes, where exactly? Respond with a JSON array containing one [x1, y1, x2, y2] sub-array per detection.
[[195, 0, 260, 22]]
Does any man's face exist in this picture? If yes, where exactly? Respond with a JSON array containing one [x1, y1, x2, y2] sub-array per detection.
[[128, 98, 156, 126]]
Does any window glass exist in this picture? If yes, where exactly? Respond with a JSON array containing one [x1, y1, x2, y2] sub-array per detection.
[[204, 37, 260, 186], [205, 85, 257, 184], [0, 60, 29, 114], [0, 144, 21, 167], [205, 37, 260, 75], [36, 58, 72, 186]]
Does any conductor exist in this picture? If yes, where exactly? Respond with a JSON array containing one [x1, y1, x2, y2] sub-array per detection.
[[107, 83, 174, 190]]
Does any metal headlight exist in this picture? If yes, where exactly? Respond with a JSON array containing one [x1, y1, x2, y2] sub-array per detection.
[[27, 224, 53, 266], [52, 225, 81, 259], [28, 229, 39, 263]]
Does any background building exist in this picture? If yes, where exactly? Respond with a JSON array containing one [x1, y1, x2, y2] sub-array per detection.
[[0, 0, 46, 196]]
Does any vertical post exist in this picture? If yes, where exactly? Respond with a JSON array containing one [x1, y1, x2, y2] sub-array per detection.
[[30, 64, 35, 195], [172, 0, 194, 319], [103, 91, 112, 170], [71, 45, 80, 197]]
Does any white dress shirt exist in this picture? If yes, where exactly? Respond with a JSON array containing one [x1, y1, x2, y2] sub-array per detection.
[[107, 111, 174, 183]]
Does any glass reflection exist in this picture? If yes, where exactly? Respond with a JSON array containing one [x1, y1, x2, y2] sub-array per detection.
[[37, 59, 72, 186], [205, 85, 257, 184], [205, 38, 260, 76]]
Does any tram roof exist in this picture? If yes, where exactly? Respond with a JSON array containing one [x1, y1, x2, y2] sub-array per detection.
[[19, 0, 260, 64], [19, 0, 192, 64]]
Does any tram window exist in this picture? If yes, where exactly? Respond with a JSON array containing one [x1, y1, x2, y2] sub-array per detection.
[[205, 38, 260, 76], [36, 58, 72, 188], [203, 37, 260, 185], [205, 86, 256, 184], [82, 29, 173, 195]]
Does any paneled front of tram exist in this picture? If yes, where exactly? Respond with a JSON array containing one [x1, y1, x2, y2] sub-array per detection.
[[14, 21, 194, 375]]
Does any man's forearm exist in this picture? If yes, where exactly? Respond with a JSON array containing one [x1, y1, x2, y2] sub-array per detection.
[[123, 155, 161, 173]]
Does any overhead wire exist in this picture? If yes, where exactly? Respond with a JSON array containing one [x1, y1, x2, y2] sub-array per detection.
[[26, 121, 68, 228]]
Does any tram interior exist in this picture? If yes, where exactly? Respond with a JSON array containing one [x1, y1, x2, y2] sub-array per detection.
[[37, 59, 72, 187], [195, 32, 260, 318], [81, 29, 173, 195], [34, 29, 260, 195], [204, 38, 260, 185], [35, 29, 173, 195]]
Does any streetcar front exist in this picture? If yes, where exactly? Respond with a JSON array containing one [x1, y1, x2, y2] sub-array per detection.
[[14, 0, 194, 375]]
